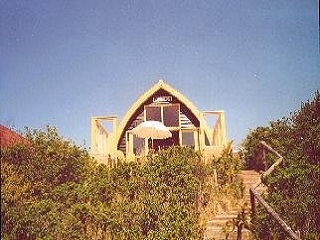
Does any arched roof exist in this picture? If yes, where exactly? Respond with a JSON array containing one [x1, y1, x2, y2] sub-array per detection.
[[115, 80, 205, 148]]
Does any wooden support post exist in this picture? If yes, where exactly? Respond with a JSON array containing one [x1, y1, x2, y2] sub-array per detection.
[[262, 146, 267, 171], [213, 168, 218, 186], [91, 119, 97, 155], [249, 188, 256, 222], [237, 223, 243, 240]]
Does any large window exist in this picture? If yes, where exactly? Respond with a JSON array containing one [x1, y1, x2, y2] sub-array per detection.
[[182, 131, 195, 148], [163, 104, 180, 127], [145, 104, 180, 127], [133, 136, 144, 155], [145, 106, 161, 121]]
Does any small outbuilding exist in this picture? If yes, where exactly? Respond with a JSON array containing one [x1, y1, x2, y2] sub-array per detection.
[[0, 125, 29, 147]]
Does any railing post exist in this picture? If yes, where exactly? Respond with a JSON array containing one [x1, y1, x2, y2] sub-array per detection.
[[262, 146, 267, 171], [249, 188, 255, 222], [213, 168, 218, 186]]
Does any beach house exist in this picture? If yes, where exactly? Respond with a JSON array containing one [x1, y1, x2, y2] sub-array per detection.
[[91, 80, 227, 163]]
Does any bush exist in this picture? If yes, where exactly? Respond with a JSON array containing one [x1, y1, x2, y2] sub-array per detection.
[[1, 126, 93, 239], [1, 127, 245, 239], [243, 91, 320, 239], [211, 142, 244, 199], [107, 146, 205, 239]]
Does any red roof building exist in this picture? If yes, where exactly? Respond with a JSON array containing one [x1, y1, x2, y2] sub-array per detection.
[[0, 125, 29, 148]]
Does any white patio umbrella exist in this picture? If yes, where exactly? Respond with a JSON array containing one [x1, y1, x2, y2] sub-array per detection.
[[131, 121, 172, 148], [132, 121, 172, 139]]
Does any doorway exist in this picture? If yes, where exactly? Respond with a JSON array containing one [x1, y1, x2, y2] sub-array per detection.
[[152, 130, 180, 151]]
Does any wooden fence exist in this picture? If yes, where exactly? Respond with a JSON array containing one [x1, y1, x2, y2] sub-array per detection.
[[249, 141, 301, 240]]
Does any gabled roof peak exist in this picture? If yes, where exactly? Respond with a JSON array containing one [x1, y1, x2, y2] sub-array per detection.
[[158, 79, 165, 85], [116, 78, 203, 146]]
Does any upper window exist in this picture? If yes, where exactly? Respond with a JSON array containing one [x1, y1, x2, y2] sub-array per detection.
[[145, 103, 180, 127], [163, 104, 180, 127], [145, 106, 161, 121]]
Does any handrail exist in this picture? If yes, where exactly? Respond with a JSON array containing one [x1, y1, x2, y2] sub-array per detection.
[[250, 188, 300, 240], [259, 141, 284, 180], [252, 141, 284, 189], [250, 141, 301, 240], [259, 141, 282, 159]]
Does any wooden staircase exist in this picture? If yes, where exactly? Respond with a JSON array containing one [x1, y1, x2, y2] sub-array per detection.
[[204, 170, 263, 240]]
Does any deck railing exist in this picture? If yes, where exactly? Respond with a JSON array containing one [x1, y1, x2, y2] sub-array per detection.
[[249, 141, 301, 240]]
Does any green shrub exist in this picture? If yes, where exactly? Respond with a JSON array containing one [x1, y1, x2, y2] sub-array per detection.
[[244, 91, 320, 239], [211, 142, 244, 199], [1, 127, 245, 239], [108, 146, 205, 239]]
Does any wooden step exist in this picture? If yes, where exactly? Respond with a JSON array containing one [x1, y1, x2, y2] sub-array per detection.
[[204, 227, 251, 240], [204, 170, 262, 239]]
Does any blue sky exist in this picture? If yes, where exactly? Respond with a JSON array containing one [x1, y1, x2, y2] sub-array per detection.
[[1, 0, 319, 148]]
